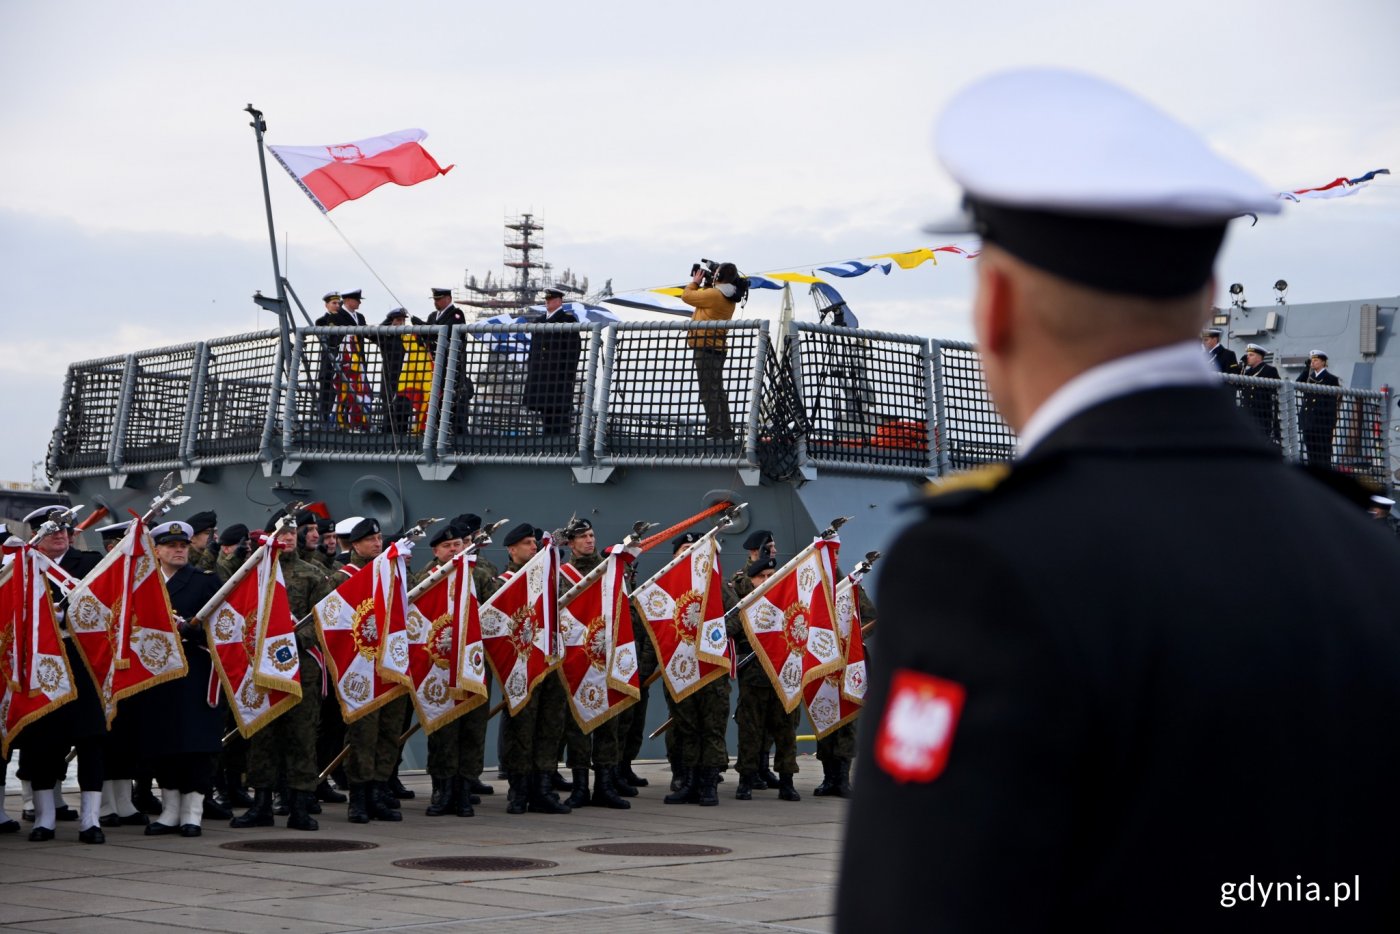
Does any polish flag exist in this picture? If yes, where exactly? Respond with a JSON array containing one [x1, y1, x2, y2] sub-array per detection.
[[267, 129, 453, 212]]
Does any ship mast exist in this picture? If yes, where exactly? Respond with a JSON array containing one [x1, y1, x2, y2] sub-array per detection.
[[457, 213, 591, 318]]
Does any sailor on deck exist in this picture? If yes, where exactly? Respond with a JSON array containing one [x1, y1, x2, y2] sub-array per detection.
[[838, 68, 1400, 931]]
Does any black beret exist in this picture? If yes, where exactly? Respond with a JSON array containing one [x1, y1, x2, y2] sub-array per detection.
[[294, 510, 318, 527], [382, 308, 409, 325], [502, 523, 536, 547], [564, 517, 593, 540], [742, 530, 773, 551], [451, 513, 482, 535], [671, 531, 699, 553], [533, 527, 545, 542], [347, 517, 380, 543], [316, 518, 333, 534], [745, 555, 778, 578], [185, 511, 218, 535], [219, 524, 249, 547], [429, 525, 463, 548]]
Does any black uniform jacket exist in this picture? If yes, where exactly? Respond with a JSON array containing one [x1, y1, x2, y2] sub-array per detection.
[[837, 386, 1400, 932], [138, 563, 224, 756], [522, 307, 581, 411], [1206, 343, 1238, 373]]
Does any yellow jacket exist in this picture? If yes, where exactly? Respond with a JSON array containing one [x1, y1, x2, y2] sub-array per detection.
[[682, 283, 736, 350]]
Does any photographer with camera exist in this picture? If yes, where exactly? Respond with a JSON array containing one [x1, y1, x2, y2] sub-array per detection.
[[683, 259, 749, 439]]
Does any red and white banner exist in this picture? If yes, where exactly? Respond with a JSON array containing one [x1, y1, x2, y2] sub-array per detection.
[[558, 552, 641, 732], [739, 537, 843, 712], [333, 338, 374, 429], [803, 574, 868, 739], [313, 543, 413, 724], [64, 518, 188, 725], [267, 129, 454, 212], [0, 546, 78, 755], [480, 535, 559, 715], [194, 544, 302, 739], [632, 534, 730, 703], [405, 552, 488, 734]]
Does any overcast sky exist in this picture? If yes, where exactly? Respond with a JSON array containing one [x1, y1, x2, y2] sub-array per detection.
[[2, 0, 1397, 483]]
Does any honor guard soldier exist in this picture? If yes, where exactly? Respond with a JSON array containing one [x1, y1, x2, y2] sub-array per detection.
[[231, 520, 333, 831], [214, 524, 250, 582], [141, 521, 223, 838], [838, 68, 1400, 931], [557, 519, 632, 809], [183, 510, 218, 573], [296, 509, 331, 570], [16, 505, 105, 843], [728, 529, 781, 789], [731, 555, 800, 803], [314, 516, 364, 796], [497, 522, 572, 815], [336, 518, 410, 824]]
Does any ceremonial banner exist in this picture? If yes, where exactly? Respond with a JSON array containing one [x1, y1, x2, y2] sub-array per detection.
[[334, 337, 374, 429], [313, 543, 412, 724], [267, 128, 454, 213], [395, 333, 436, 434], [1, 547, 77, 755], [195, 543, 301, 739], [632, 534, 730, 703], [64, 518, 187, 725], [803, 575, 869, 739], [404, 552, 488, 734], [739, 537, 843, 713], [558, 552, 640, 732], [479, 536, 559, 715]]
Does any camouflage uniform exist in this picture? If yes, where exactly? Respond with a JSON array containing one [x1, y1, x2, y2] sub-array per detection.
[[342, 553, 411, 786], [245, 552, 331, 793], [299, 544, 332, 571], [191, 544, 217, 573], [499, 558, 569, 771], [733, 583, 799, 778], [815, 583, 876, 766], [412, 558, 491, 786], [215, 548, 243, 583], [560, 552, 622, 771]]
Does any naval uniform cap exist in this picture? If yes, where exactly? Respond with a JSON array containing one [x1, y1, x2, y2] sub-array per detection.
[[927, 68, 1281, 298], [151, 521, 193, 545], [1372, 495, 1396, 509], [1309, 349, 1328, 361], [746, 555, 778, 578], [334, 515, 366, 537], [219, 523, 249, 546], [341, 289, 363, 301], [431, 287, 453, 298], [1202, 328, 1222, 338], [184, 511, 217, 535], [742, 530, 774, 551], [502, 522, 536, 547], [23, 504, 73, 531], [382, 308, 409, 324], [95, 519, 133, 541], [1245, 343, 1267, 355], [322, 291, 342, 303], [671, 531, 699, 553], [542, 286, 566, 299], [346, 517, 380, 543]]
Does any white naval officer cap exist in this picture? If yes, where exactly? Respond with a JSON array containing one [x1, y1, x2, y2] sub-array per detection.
[[333, 516, 365, 537], [150, 521, 194, 544], [926, 68, 1282, 298], [1244, 343, 1268, 355]]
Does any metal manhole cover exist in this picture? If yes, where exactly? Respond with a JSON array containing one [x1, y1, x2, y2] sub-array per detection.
[[577, 843, 732, 857], [393, 856, 558, 871], [221, 838, 378, 854]]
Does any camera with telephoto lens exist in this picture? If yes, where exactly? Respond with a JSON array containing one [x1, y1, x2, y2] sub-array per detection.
[[690, 258, 718, 289]]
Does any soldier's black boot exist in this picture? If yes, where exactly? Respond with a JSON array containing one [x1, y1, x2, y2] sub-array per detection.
[[506, 773, 528, 815], [664, 768, 694, 804], [133, 780, 162, 816], [272, 786, 290, 817], [591, 769, 630, 810], [347, 784, 370, 824], [735, 772, 754, 801], [230, 789, 275, 828], [620, 761, 648, 787], [812, 760, 838, 797], [669, 767, 684, 793], [368, 782, 403, 821], [777, 772, 801, 802], [611, 766, 638, 798], [528, 772, 572, 814], [452, 777, 474, 817], [467, 776, 495, 796], [425, 776, 453, 817], [834, 759, 853, 798], [389, 768, 415, 800], [564, 769, 590, 809], [759, 752, 779, 789], [549, 769, 573, 792], [224, 769, 255, 809], [315, 780, 347, 804], [203, 793, 232, 820], [696, 768, 719, 807], [287, 792, 319, 832]]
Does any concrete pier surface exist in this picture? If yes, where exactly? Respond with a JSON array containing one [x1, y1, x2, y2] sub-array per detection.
[[0, 760, 844, 933]]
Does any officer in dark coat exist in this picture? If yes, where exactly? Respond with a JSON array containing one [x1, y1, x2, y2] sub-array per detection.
[[425, 287, 473, 430], [1297, 349, 1341, 468], [1200, 327, 1237, 372], [15, 505, 106, 843], [522, 287, 582, 437], [1235, 342, 1281, 441], [140, 520, 223, 838], [838, 68, 1400, 932], [314, 292, 368, 423]]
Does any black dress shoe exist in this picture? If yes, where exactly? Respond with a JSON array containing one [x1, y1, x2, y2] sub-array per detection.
[[0, 819, 19, 834], [100, 813, 122, 828], [55, 806, 79, 822], [118, 812, 150, 826], [79, 826, 106, 844], [203, 797, 233, 820], [28, 826, 55, 842], [133, 788, 163, 815], [144, 821, 178, 836], [21, 808, 34, 822], [179, 824, 202, 838]]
